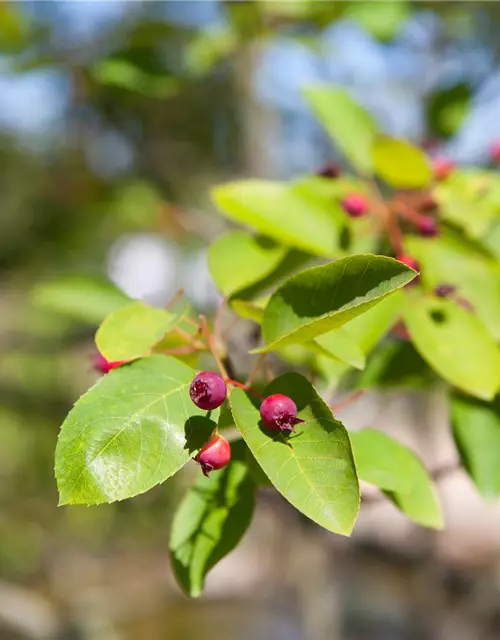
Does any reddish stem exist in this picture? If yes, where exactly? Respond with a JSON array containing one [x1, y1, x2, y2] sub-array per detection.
[[330, 389, 365, 413], [225, 378, 264, 400]]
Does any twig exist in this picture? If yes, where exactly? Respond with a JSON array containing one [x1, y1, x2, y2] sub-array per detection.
[[330, 389, 365, 414], [226, 378, 264, 400], [199, 315, 229, 379], [172, 326, 205, 350], [368, 179, 404, 255], [165, 287, 184, 310], [214, 298, 227, 344]]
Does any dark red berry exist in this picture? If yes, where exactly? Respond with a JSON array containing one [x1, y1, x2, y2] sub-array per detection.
[[341, 193, 368, 218], [435, 284, 456, 298], [417, 215, 438, 237], [92, 353, 126, 374], [391, 321, 410, 341], [491, 140, 500, 164], [260, 394, 304, 433], [433, 157, 454, 181], [195, 434, 231, 477], [316, 162, 341, 179], [189, 371, 227, 411], [396, 253, 420, 273]]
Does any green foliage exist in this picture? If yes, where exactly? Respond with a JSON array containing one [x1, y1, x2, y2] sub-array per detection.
[[92, 59, 180, 98], [314, 327, 365, 370], [403, 294, 500, 401], [208, 231, 286, 297], [372, 137, 431, 188], [55, 356, 218, 505], [304, 86, 378, 174], [31, 277, 130, 325], [345, 1, 410, 41], [256, 255, 416, 352], [451, 395, 500, 499], [170, 441, 255, 597], [230, 373, 360, 536], [95, 301, 178, 361], [212, 179, 342, 257]]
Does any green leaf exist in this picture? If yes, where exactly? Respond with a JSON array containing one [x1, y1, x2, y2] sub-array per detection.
[[212, 180, 341, 258], [406, 234, 500, 340], [372, 137, 431, 188], [345, 1, 410, 41], [208, 231, 286, 297], [314, 328, 365, 370], [229, 373, 360, 536], [186, 27, 238, 76], [30, 277, 130, 325], [169, 441, 255, 597], [403, 294, 500, 401], [427, 83, 471, 138], [96, 302, 178, 361], [451, 395, 500, 500], [92, 59, 179, 99], [317, 291, 403, 382], [55, 355, 218, 505], [351, 429, 442, 529], [230, 299, 265, 324], [304, 86, 378, 175], [256, 255, 416, 353]]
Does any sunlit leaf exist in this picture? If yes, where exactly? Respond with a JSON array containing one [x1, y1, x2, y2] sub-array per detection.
[[230, 373, 359, 536], [372, 137, 431, 188], [56, 356, 218, 505]]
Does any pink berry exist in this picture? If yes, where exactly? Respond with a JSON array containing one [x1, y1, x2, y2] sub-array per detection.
[[341, 193, 368, 218], [195, 434, 231, 477], [490, 140, 500, 163], [433, 157, 454, 181], [189, 371, 227, 411], [260, 394, 304, 433], [396, 253, 420, 273], [316, 162, 341, 179], [92, 353, 125, 374], [417, 215, 438, 237]]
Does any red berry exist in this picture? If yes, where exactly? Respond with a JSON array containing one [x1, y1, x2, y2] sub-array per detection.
[[341, 193, 368, 218], [260, 394, 304, 433], [433, 157, 454, 181], [417, 215, 438, 237], [434, 284, 456, 298], [420, 194, 437, 212], [316, 162, 341, 179], [92, 353, 125, 374], [396, 253, 420, 273], [189, 371, 227, 411], [195, 434, 231, 477], [490, 140, 500, 163]]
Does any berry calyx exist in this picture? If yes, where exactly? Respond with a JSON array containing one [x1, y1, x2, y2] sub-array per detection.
[[396, 253, 420, 272], [260, 394, 304, 433], [490, 140, 500, 164], [92, 353, 126, 374], [341, 193, 368, 218], [316, 162, 341, 179], [433, 157, 454, 181], [189, 371, 227, 411], [434, 284, 456, 298], [195, 434, 231, 477], [417, 215, 438, 237]]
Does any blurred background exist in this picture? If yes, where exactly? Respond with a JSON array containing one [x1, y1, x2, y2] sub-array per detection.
[[3, 2, 500, 639]]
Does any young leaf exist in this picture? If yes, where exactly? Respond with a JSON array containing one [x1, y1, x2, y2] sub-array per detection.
[[208, 231, 286, 297], [169, 441, 255, 597], [372, 137, 431, 188], [229, 373, 360, 536], [314, 327, 365, 370], [256, 255, 416, 353], [303, 86, 378, 175], [212, 180, 342, 258], [96, 301, 178, 361], [350, 428, 415, 494], [451, 395, 500, 500], [405, 234, 500, 340], [30, 276, 130, 325], [55, 355, 218, 505], [350, 429, 442, 529], [317, 291, 403, 381], [230, 299, 265, 324], [403, 295, 500, 401]]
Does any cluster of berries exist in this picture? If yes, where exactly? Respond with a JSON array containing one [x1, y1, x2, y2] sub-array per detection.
[[189, 371, 302, 477]]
